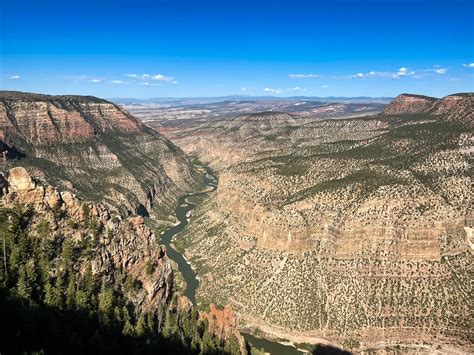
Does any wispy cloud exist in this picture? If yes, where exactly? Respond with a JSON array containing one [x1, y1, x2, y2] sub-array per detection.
[[321, 85, 328, 88], [264, 87, 283, 94], [9, 75, 21, 80], [352, 67, 416, 79], [353, 71, 393, 79], [91, 79, 102, 83], [241, 87, 247, 92], [288, 74, 319, 79], [111, 80, 124, 84], [292, 86, 307, 92], [435, 68, 447, 74], [138, 82, 161, 87], [124, 73, 175, 82], [463, 63, 474, 68]]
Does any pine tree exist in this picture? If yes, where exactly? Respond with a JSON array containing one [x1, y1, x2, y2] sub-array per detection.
[[225, 334, 241, 355], [66, 275, 76, 309], [62, 239, 74, 268], [82, 204, 90, 228], [75, 289, 88, 311], [16, 264, 32, 300], [135, 313, 147, 337], [44, 280, 54, 306], [84, 263, 96, 307], [200, 329, 214, 354], [113, 305, 123, 326], [147, 312, 156, 335], [52, 273, 65, 308], [122, 306, 134, 336], [98, 286, 114, 325], [26, 261, 39, 301]]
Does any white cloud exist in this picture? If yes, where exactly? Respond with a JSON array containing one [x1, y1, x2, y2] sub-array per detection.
[[124, 74, 140, 79], [91, 79, 102, 83], [288, 74, 320, 79], [353, 71, 392, 79], [321, 85, 328, 88], [292, 86, 307, 92], [263, 87, 283, 94], [241, 87, 247, 92], [463, 63, 474, 68], [9, 75, 21, 80], [352, 67, 418, 80], [392, 67, 415, 79], [171, 80, 179, 84], [111, 80, 123, 84], [435, 68, 447, 74], [124, 73, 175, 82], [138, 82, 161, 87]]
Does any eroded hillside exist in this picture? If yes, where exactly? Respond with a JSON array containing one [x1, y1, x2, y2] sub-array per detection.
[[171, 93, 474, 353], [0, 165, 245, 355], [0, 91, 198, 219]]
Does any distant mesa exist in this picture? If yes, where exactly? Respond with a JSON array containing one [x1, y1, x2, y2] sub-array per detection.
[[235, 111, 297, 121], [383, 92, 474, 126]]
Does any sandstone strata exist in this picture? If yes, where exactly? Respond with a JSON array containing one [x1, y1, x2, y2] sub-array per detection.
[[0, 91, 198, 218], [172, 93, 474, 353]]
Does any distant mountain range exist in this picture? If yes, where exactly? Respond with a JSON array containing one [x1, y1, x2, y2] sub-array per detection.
[[109, 95, 394, 106]]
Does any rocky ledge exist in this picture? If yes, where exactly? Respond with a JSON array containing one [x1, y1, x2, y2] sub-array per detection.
[[1, 166, 173, 311]]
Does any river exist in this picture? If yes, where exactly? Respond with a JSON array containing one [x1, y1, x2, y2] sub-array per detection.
[[159, 166, 304, 355]]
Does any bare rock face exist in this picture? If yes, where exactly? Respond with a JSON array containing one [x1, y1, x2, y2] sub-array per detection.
[[7, 166, 35, 191], [383, 94, 437, 115], [383, 93, 474, 127], [2, 167, 174, 312], [174, 93, 473, 353], [0, 91, 197, 218], [200, 304, 246, 353]]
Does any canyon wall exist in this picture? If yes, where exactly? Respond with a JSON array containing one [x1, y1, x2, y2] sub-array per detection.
[[0, 91, 198, 219], [174, 93, 474, 353]]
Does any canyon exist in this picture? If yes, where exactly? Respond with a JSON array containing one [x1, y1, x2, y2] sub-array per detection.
[[1, 90, 472, 354], [0, 91, 198, 219], [0, 92, 246, 355], [168, 93, 473, 353]]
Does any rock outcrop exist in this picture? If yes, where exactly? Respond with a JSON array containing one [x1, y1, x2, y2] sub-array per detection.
[[383, 93, 474, 127], [382, 93, 438, 115], [200, 304, 247, 353], [0, 91, 198, 218], [7, 166, 35, 191], [0, 167, 174, 312]]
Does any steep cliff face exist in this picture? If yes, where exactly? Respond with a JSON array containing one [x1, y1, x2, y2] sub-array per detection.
[[0, 167, 248, 354], [1, 166, 173, 312], [382, 93, 438, 115], [200, 304, 247, 353], [383, 93, 474, 127], [173, 93, 473, 352], [0, 91, 197, 218]]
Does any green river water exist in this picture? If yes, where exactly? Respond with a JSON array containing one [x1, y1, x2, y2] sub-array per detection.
[[159, 167, 304, 355]]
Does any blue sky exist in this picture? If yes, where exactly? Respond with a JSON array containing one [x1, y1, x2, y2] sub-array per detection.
[[1, 0, 473, 98]]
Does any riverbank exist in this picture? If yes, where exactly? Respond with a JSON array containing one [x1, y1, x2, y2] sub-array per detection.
[[158, 163, 330, 354], [237, 312, 345, 353]]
